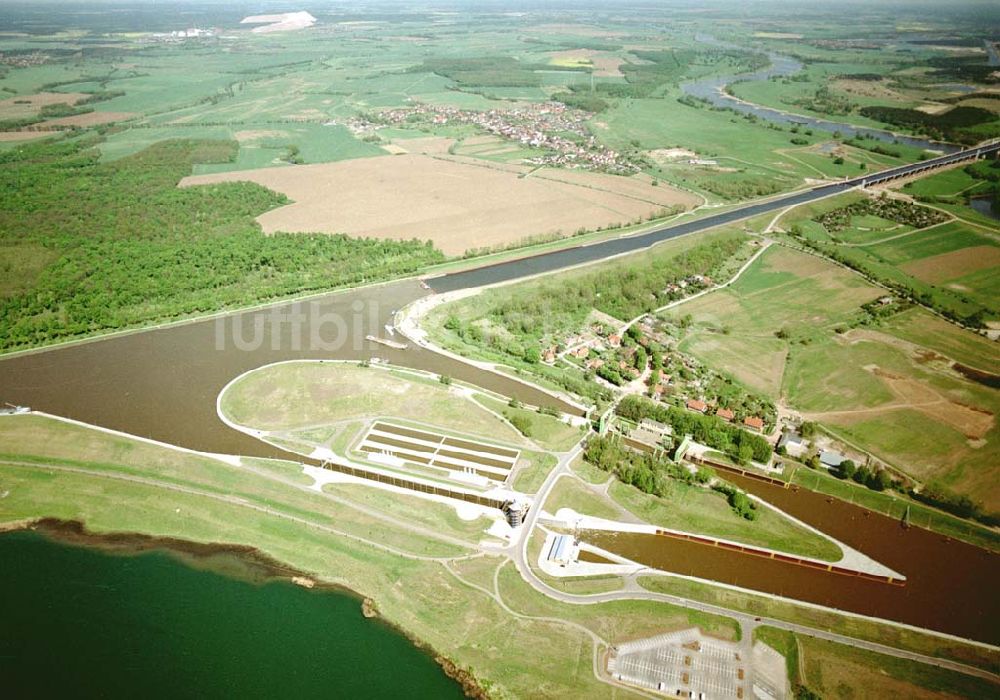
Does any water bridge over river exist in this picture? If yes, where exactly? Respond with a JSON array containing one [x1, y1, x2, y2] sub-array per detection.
[[429, 140, 1000, 293]]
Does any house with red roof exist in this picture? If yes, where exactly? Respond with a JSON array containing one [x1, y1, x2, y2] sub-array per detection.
[[686, 399, 708, 414]]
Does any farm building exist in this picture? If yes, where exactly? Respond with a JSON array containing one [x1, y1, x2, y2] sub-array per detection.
[[820, 451, 847, 469], [778, 432, 807, 458]]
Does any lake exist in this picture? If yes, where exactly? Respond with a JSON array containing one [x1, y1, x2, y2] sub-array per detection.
[[0, 527, 465, 698]]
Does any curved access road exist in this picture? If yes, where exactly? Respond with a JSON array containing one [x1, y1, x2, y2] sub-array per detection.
[[507, 445, 1000, 686], [430, 140, 1000, 293]]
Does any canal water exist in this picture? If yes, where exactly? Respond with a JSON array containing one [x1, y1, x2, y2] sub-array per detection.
[[0, 278, 574, 460], [1, 270, 998, 643], [585, 469, 1000, 644], [0, 528, 465, 698]]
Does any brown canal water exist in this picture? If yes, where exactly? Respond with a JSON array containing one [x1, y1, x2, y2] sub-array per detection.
[[2, 278, 998, 644], [585, 472, 1000, 645], [0, 279, 572, 459]]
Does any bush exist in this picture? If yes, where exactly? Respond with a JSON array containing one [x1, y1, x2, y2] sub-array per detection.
[[712, 482, 759, 520], [507, 413, 533, 437]]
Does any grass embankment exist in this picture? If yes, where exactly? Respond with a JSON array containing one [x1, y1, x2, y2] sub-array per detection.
[[321, 483, 494, 544], [544, 476, 623, 520], [757, 625, 999, 699], [220, 362, 527, 444], [0, 416, 473, 557], [571, 455, 614, 485], [544, 473, 843, 562], [641, 577, 999, 675], [670, 243, 1000, 517], [500, 560, 740, 643], [511, 451, 557, 494], [473, 395, 583, 452], [0, 413, 745, 697]]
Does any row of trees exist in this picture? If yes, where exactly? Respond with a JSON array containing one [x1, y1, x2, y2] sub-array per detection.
[[827, 458, 893, 492], [584, 434, 758, 520], [584, 434, 712, 495], [616, 395, 773, 464]]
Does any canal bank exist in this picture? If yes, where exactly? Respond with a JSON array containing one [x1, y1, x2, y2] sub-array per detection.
[[583, 470, 1000, 644]]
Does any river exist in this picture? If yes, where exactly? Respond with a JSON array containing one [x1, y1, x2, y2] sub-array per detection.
[[0, 527, 465, 698], [681, 35, 960, 154], [970, 195, 1000, 221]]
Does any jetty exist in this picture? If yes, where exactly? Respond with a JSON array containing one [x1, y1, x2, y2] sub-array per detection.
[[366, 335, 408, 350]]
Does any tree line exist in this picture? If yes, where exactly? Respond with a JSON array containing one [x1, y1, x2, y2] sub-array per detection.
[[0, 137, 444, 351], [616, 395, 773, 464], [584, 434, 757, 520]]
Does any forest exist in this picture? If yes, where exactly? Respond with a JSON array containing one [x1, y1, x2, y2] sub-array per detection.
[[0, 137, 444, 351], [858, 105, 999, 145]]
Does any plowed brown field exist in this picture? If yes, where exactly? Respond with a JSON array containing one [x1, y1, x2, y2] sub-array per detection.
[[180, 154, 700, 255]]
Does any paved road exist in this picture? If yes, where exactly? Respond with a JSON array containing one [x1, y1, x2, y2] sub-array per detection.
[[430, 141, 1000, 293], [508, 443, 1000, 686]]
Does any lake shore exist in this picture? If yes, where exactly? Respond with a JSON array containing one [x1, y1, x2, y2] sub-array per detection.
[[3, 517, 488, 699]]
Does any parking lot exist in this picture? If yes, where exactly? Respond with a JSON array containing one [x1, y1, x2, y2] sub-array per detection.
[[608, 628, 745, 698]]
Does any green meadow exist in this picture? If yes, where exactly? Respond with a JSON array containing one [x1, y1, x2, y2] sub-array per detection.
[[670, 245, 1000, 511]]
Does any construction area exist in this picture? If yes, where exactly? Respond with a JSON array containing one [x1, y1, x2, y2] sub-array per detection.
[[607, 628, 788, 699]]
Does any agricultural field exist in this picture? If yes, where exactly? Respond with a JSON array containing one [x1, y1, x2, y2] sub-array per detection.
[[673, 246, 879, 395], [783, 191, 1000, 326], [669, 245, 1000, 511], [180, 153, 699, 256], [2, 4, 996, 351], [869, 221, 1000, 310]]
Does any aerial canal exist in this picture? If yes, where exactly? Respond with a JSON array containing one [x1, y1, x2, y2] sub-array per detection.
[[0, 526, 465, 698]]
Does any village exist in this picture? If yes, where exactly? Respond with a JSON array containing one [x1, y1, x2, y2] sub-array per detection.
[[345, 100, 641, 173], [529, 282, 898, 489]]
